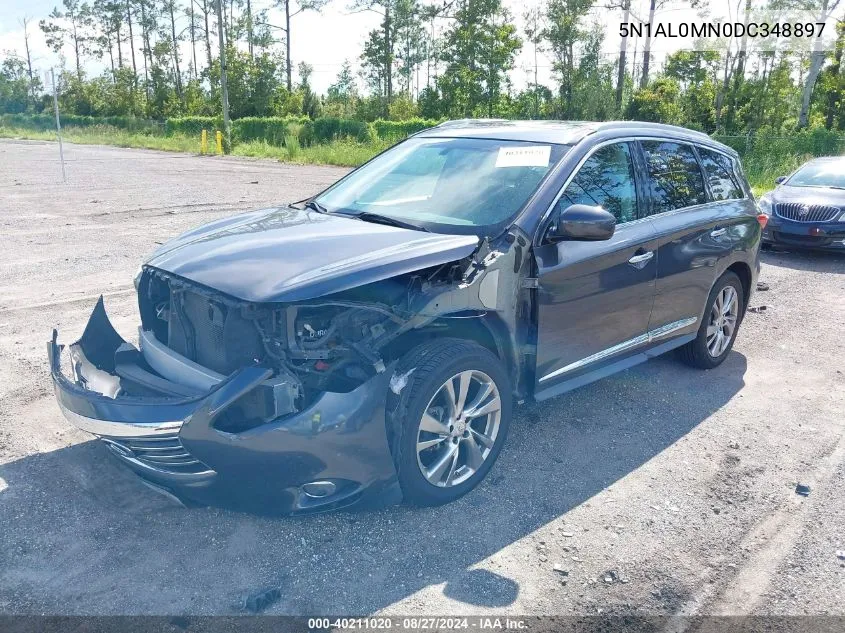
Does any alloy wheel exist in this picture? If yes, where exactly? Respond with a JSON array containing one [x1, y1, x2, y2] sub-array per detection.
[[415, 370, 502, 488], [706, 285, 739, 357]]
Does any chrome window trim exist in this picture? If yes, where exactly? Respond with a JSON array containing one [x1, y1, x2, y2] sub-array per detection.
[[535, 135, 746, 245], [538, 316, 697, 383]]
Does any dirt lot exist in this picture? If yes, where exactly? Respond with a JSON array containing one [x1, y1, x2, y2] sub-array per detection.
[[0, 139, 843, 616]]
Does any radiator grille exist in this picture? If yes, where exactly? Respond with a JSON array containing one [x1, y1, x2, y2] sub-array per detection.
[[182, 291, 227, 372], [101, 433, 211, 475], [775, 202, 840, 223], [166, 288, 264, 374]]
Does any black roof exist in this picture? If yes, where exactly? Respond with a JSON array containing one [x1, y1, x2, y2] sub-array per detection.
[[415, 119, 734, 155]]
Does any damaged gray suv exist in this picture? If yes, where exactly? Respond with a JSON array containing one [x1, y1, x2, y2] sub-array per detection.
[[49, 120, 762, 514]]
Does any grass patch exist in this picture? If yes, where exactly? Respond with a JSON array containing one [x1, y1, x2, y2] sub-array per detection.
[[297, 138, 392, 166], [0, 124, 199, 153], [233, 137, 391, 167], [0, 126, 55, 142], [231, 139, 289, 160], [745, 152, 812, 197], [0, 124, 390, 168]]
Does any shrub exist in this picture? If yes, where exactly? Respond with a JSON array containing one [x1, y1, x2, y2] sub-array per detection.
[[713, 127, 845, 158], [298, 121, 315, 147], [284, 134, 301, 160], [0, 113, 441, 144], [233, 116, 309, 146], [371, 118, 439, 141], [165, 116, 219, 136], [0, 113, 159, 133], [309, 117, 372, 144]]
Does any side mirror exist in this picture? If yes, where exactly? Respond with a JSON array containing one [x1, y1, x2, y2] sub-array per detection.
[[775, 175, 787, 185], [547, 204, 616, 242]]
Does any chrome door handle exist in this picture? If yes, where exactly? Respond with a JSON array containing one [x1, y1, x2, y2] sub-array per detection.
[[710, 227, 727, 237], [628, 251, 654, 266]]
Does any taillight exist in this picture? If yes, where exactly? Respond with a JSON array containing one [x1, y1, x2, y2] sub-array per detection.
[[757, 214, 769, 229]]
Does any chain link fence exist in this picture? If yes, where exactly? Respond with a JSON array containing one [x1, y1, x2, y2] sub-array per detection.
[[713, 131, 845, 158]]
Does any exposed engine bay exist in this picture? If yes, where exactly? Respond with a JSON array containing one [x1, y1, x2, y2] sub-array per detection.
[[133, 230, 534, 432]]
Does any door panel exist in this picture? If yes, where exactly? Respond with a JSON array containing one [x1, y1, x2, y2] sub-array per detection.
[[648, 203, 740, 331], [534, 220, 658, 387], [638, 141, 744, 332]]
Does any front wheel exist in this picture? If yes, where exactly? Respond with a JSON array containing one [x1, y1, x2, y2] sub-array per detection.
[[679, 271, 744, 369], [387, 339, 512, 506]]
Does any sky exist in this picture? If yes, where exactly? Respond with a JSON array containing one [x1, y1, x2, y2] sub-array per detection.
[[0, 1, 837, 95]]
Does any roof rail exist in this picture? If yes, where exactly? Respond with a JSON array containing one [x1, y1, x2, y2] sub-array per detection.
[[435, 119, 511, 128]]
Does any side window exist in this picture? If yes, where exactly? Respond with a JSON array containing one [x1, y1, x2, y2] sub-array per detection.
[[698, 147, 744, 201], [641, 141, 707, 214], [557, 143, 638, 223]]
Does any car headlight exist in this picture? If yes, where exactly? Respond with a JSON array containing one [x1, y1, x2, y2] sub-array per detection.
[[758, 194, 773, 216], [133, 265, 144, 289], [839, 209, 845, 222]]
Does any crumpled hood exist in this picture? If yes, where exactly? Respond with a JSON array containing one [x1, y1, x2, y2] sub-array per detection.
[[145, 206, 480, 303]]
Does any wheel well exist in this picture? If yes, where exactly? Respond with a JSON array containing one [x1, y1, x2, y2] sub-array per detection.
[[383, 314, 511, 372], [726, 262, 752, 312]]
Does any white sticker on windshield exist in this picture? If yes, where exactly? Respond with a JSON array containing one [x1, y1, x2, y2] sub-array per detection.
[[495, 145, 551, 168]]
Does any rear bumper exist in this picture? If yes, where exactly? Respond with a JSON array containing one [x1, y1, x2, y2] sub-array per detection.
[[762, 216, 845, 250], [49, 298, 400, 515]]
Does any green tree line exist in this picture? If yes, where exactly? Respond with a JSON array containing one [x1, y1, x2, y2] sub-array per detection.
[[1, 0, 844, 135]]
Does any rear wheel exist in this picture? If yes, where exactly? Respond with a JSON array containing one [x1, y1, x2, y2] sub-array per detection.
[[679, 271, 744, 369], [387, 339, 512, 506]]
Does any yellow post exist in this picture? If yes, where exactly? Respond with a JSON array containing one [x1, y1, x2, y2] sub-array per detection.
[[200, 129, 208, 155], [215, 130, 223, 155]]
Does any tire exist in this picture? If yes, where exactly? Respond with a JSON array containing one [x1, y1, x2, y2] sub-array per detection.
[[678, 271, 744, 369], [386, 338, 512, 506]]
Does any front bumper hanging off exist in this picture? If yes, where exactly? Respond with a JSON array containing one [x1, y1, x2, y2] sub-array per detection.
[[48, 297, 401, 514]]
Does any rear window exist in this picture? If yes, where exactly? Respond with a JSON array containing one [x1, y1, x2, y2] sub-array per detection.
[[698, 147, 743, 201], [642, 141, 707, 214]]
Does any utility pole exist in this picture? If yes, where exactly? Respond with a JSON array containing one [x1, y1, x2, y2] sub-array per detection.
[[215, 0, 231, 151]]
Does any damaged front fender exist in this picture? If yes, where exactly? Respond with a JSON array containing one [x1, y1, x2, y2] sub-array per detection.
[[279, 228, 536, 399]]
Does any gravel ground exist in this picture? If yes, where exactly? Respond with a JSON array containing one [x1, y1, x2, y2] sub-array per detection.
[[0, 139, 843, 616]]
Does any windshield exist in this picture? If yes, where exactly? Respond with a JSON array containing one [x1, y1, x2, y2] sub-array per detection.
[[314, 136, 569, 234], [786, 161, 845, 188]]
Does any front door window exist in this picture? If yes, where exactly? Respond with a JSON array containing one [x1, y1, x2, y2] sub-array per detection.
[[557, 143, 639, 224]]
